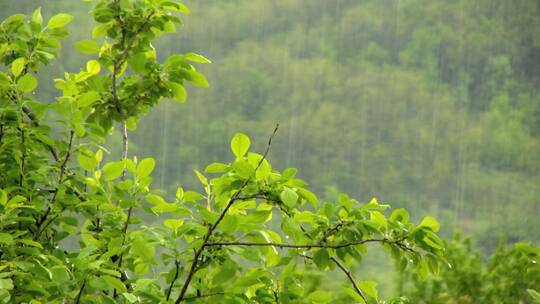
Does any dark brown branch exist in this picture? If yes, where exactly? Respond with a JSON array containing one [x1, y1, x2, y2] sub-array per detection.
[[75, 278, 87, 304], [205, 238, 393, 250], [174, 124, 279, 303], [166, 260, 181, 301], [330, 257, 368, 303], [22, 105, 59, 162], [34, 131, 74, 240]]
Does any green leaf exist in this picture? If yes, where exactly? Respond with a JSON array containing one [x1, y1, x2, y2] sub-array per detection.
[[313, 249, 330, 270], [76, 40, 100, 55], [128, 52, 148, 73], [528, 289, 540, 302], [136, 158, 155, 178], [17, 73, 37, 93], [31, 7, 43, 25], [164, 219, 183, 234], [0, 190, 7, 206], [19, 239, 43, 249], [122, 293, 138, 303], [183, 191, 204, 202], [92, 24, 109, 38], [194, 169, 208, 186], [102, 275, 126, 293], [280, 188, 298, 207], [418, 216, 440, 232], [167, 82, 187, 103], [186, 69, 209, 87], [78, 91, 100, 107], [87, 60, 101, 75], [343, 287, 366, 304], [212, 262, 236, 286], [47, 13, 73, 29], [0, 278, 14, 290], [221, 215, 239, 234], [103, 161, 124, 181], [298, 188, 318, 207], [308, 290, 332, 303], [0, 233, 13, 245], [184, 53, 211, 64], [77, 149, 97, 171], [390, 208, 410, 224], [11, 58, 25, 77], [370, 211, 387, 230], [50, 266, 70, 283], [230, 133, 250, 158], [176, 187, 184, 200], [359, 280, 378, 298], [204, 162, 228, 173]]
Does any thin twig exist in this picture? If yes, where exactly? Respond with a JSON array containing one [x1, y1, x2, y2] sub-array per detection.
[[174, 124, 279, 303]]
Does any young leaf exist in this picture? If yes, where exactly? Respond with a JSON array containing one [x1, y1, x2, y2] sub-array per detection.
[[31, 7, 43, 25], [183, 53, 211, 64], [0, 233, 13, 245], [136, 158, 155, 178], [76, 40, 100, 55], [418, 216, 440, 232], [17, 74, 38, 93], [359, 280, 378, 298], [103, 161, 124, 181], [11, 58, 26, 77], [102, 275, 127, 293], [230, 133, 250, 158], [87, 60, 101, 75], [167, 82, 187, 103], [47, 13, 73, 29], [280, 187, 298, 207]]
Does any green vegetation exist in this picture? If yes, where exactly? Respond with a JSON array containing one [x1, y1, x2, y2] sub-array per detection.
[[0, 1, 446, 303], [401, 235, 540, 303], [1, 0, 539, 303]]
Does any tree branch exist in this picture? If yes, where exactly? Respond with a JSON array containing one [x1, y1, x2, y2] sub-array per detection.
[[205, 238, 398, 250], [22, 105, 59, 162], [75, 278, 87, 304], [166, 260, 181, 301], [330, 257, 368, 303], [34, 130, 74, 240], [174, 124, 279, 303]]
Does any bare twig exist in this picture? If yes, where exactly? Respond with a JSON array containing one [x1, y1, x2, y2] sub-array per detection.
[[174, 124, 279, 303]]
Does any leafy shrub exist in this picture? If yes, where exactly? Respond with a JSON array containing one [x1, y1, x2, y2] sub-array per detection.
[[0, 1, 445, 303], [401, 233, 540, 304]]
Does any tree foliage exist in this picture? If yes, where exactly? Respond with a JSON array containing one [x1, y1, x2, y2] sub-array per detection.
[[401, 234, 540, 304], [0, 1, 446, 303]]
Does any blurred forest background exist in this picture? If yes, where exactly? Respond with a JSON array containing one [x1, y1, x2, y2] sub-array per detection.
[[2, 0, 540, 295]]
